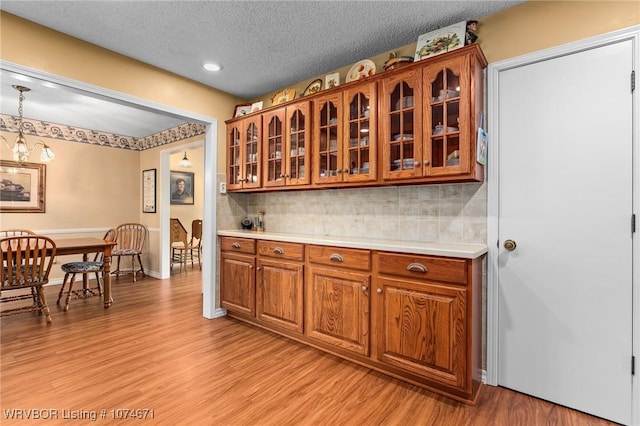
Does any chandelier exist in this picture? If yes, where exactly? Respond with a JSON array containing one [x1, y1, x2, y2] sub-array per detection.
[[1, 85, 55, 164]]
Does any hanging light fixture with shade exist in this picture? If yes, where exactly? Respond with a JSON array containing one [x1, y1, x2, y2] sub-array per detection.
[[1, 85, 55, 165], [178, 150, 193, 168]]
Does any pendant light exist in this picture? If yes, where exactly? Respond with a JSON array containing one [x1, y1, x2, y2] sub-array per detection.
[[178, 151, 193, 168], [1, 85, 55, 164]]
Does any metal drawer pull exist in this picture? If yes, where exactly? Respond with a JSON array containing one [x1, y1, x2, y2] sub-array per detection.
[[231, 242, 241, 249], [273, 247, 285, 254], [329, 254, 344, 262], [407, 263, 428, 273]]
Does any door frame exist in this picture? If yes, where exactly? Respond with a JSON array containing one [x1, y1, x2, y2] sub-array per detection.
[[486, 25, 640, 422], [0, 60, 225, 320]]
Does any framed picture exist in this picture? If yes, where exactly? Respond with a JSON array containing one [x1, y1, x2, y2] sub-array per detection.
[[302, 79, 323, 96], [142, 168, 156, 213], [233, 103, 252, 118], [0, 160, 45, 213], [250, 101, 263, 113], [414, 20, 466, 61], [325, 72, 340, 89], [170, 170, 194, 205]]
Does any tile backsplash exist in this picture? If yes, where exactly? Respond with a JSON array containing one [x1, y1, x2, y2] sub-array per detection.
[[216, 174, 486, 244]]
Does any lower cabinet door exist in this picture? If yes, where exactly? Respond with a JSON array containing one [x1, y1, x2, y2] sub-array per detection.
[[375, 276, 467, 390], [220, 252, 255, 317], [305, 265, 370, 356], [256, 258, 304, 333]]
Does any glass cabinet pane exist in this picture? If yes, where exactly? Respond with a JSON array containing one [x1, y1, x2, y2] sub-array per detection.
[[347, 92, 371, 175], [289, 109, 306, 180], [228, 127, 241, 185], [388, 81, 415, 172], [266, 115, 283, 182], [430, 68, 461, 168], [244, 122, 259, 184], [318, 101, 339, 177]]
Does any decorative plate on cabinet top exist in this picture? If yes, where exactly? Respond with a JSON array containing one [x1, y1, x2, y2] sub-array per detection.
[[346, 59, 376, 82], [271, 88, 296, 105], [302, 79, 323, 96]]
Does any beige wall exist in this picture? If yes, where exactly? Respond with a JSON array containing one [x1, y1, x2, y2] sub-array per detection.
[[251, 1, 640, 107]]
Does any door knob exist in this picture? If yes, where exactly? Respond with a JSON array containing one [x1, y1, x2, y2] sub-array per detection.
[[503, 239, 517, 251]]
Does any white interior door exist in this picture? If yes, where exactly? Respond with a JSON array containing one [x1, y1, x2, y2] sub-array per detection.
[[496, 40, 634, 424]]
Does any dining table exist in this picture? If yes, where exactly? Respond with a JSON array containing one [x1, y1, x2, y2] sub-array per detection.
[[52, 237, 117, 308]]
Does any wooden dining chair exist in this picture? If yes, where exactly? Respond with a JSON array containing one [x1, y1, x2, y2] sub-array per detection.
[[111, 223, 147, 282], [0, 229, 38, 306], [171, 219, 202, 272], [57, 228, 117, 311], [1, 235, 56, 323]]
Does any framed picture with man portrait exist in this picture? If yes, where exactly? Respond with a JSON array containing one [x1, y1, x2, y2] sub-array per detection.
[[170, 170, 194, 205]]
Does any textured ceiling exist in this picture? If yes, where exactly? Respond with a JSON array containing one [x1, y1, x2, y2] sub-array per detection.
[[0, 0, 522, 137]]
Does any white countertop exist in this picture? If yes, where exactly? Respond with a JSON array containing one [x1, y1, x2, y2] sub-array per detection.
[[217, 229, 487, 259]]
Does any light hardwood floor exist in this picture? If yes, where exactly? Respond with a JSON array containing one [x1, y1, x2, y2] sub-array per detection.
[[1, 271, 618, 425]]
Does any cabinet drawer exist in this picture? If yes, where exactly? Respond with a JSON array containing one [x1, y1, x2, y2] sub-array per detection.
[[220, 237, 256, 254], [308, 245, 370, 271], [376, 252, 467, 285], [257, 240, 304, 261]]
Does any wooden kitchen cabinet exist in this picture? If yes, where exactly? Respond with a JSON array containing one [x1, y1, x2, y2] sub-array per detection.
[[305, 245, 371, 356], [373, 251, 482, 401], [226, 115, 262, 190], [225, 44, 485, 192], [379, 46, 485, 183], [220, 237, 256, 317], [256, 240, 304, 333], [313, 82, 377, 185], [262, 100, 311, 188], [219, 233, 485, 403]]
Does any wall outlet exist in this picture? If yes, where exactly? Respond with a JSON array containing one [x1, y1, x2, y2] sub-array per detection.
[[219, 182, 227, 194]]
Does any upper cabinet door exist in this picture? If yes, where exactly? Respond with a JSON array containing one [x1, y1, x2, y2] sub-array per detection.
[[313, 92, 343, 185], [262, 108, 286, 188], [380, 69, 423, 180], [423, 55, 471, 176], [285, 101, 311, 186], [242, 115, 262, 189], [343, 82, 377, 183], [227, 122, 243, 190]]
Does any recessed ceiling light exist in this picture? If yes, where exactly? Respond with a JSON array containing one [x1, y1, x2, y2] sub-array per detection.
[[203, 62, 222, 72]]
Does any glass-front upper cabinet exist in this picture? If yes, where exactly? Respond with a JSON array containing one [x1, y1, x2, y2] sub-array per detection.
[[226, 114, 262, 190], [423, 55, 470, 176], [380, 69, 423, 180], [262, 108, 285, 188], [285, 101, 311, 186], [313, 92, 343, 184], [263, 101, 311, 188], [343, 82, 376, 183]]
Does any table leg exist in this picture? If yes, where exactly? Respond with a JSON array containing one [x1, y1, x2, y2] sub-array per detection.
[[82, 253, 89, 291], [103, 253, 113, 308]]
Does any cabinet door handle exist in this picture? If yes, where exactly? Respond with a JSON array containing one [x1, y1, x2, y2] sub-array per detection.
[[273, 247, 285, 255], [329, 254, 344, 262], [424, 160, 430, 166], [231, 242, 241, 249], [377, 288, 383, 294], [249, 265, 253, 269], [362, 285, 368, 292], [256, 266, 261, 271], [407, 262, 428, 273]]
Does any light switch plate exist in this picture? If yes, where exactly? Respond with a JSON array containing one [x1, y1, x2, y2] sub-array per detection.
[[219, 182, 227, 194]]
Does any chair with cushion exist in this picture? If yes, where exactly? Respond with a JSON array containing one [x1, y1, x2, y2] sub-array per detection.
[[1, 235, 56, 323], [111, 223, 147, 282], [56, 228, 117, 311], [171, 219, 202, 272]]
